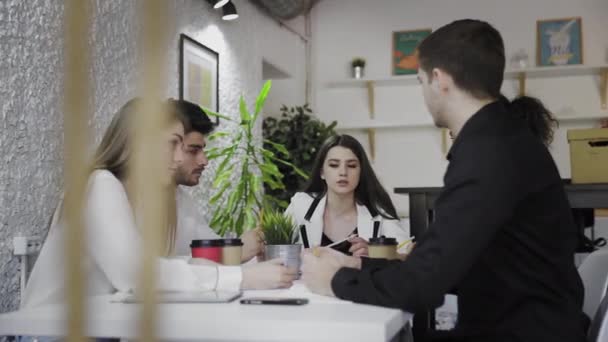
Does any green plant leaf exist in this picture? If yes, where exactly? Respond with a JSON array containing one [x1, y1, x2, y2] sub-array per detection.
[[209, 181, 230, 205], [202, 107, 233, 122], [259, 163, 282, 178], [213, 164, 235, 188], [253, 80, 272, 122], [208, 131, 231, 141], [263, 140, 289, 157], [259, 208, 298, 245], [239, 96, 251, 123], [273, 158, 309, 179]]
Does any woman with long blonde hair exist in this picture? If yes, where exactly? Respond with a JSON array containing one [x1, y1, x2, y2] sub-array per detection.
[[23, 99, 296, 308]]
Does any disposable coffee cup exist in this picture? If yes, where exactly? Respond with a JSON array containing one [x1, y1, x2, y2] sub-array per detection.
[[191, 239, 224, 263], [221, 238, 243, 265], [368, 236, 398, 260]]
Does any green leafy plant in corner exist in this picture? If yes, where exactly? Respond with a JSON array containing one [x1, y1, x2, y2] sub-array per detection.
[[260, 208, 298, 245], [263, 104, 337, 207], [203, 80, 307, 237]]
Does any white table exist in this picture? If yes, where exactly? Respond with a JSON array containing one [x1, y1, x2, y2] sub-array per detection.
[[0, 282, 412, 341]]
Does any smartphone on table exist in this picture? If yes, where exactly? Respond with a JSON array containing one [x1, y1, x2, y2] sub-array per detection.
[[240, 297, 309, 305]]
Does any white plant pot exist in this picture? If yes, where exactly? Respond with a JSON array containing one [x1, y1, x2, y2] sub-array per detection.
[[263, 244, 302, 271], [352, 66, 364, 79]]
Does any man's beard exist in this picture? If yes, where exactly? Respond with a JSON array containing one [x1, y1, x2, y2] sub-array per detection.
[[174, 168, 190, 186]]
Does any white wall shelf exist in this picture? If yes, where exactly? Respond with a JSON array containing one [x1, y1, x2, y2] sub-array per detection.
[[326, 64, 608, 160], [336, 113, 607, 131], [505, 65, 608, 104], [327, 64, 608, 88], [557, 113, 607, 122], [336, 121, 434, 130], [326, 75, 419, 88], [504, 64, 608, 79]]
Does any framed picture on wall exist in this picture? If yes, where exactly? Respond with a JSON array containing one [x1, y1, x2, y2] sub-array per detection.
[[392, 29, 432, 75], [179, 33, 219, 124], [536, 17, 583, 67]]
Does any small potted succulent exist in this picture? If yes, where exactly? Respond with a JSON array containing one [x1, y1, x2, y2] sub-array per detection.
[[351, 57, 366, 79], [260, 209, 301, 270]]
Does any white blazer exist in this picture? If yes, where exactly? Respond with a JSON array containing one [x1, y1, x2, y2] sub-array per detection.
[[284, 192, 410, 247]]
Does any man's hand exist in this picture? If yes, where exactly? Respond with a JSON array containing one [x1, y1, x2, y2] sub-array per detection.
[[241, 228, 264, 262], [241, 258, 298, 290], [301, 247, 362, 297]]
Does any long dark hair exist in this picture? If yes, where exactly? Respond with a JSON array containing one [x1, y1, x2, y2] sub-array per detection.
[[503, 95, 558, 146], [417, 19, 558, 146], [303, 134, 399, 220]]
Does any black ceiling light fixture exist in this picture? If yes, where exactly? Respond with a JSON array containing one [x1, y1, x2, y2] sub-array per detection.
[[212, 0, 229, 9], [221, 1, 238, 21]]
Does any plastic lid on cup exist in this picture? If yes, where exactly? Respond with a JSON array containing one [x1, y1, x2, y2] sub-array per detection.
[[222, 238, 243, 246], [190, 239, 224, 248], [368, 236, 397, 246]]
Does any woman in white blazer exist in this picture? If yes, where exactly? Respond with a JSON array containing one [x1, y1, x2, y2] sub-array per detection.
[[23, 99, 295, 308], [285, 135, 409, 257]]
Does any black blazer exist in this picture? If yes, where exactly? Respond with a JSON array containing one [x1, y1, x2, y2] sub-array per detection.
[[332, 101, 587, 342]]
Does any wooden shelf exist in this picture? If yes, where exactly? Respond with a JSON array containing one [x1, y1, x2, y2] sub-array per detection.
[[326, 75, 418, 88], [336, 121, 435, 130]]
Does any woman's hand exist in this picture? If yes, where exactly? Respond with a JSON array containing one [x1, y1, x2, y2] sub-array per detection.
[[397, 242, 416, 261], [241, 227, 264, 262], [301, 247, 362, 296], [348, 236, 369, 257], [241, 258, 298, 290], [188, 257, 219, 266]]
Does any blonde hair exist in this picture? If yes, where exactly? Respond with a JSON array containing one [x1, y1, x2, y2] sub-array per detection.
[[91, 98, 184, 256]]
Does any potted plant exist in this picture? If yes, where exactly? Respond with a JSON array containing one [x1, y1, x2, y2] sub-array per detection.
[[351, 57, 366, 79], [203, 80, 306, 237], [259, 208, 301, 270], [262, 104, 337, 208]]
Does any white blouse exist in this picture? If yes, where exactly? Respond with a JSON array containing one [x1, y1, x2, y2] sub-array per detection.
[[21, 170, 241, 308]]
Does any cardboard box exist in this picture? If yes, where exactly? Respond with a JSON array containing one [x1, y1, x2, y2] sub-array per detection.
[[567, 128, 608, 184]]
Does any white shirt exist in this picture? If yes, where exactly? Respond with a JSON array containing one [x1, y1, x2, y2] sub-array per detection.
[[284, 192, 410, 248], [21, 170, 241, 308], [174, 186, 220, 256]]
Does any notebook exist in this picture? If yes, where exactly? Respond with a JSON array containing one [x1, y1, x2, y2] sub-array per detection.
[[115, 290, 242, 303]]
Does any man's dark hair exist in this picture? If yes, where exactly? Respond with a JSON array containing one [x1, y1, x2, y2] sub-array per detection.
[[418, 19, 505, 100], [418, 19, 558, 146], [167, 99, 214, 135]]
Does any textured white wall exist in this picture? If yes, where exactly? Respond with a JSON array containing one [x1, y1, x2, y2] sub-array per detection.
[[0, 0, 305, 312], [310, 0, 608, 216]]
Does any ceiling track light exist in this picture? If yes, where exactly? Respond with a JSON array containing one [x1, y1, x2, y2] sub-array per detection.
[[221, 1, 238, 21], [212, 0, 229, 9]]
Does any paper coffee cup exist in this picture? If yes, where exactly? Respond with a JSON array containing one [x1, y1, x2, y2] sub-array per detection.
[[191, 239, 224, 263], [221, 238, 243, 265], [368, 236, 398, 260]]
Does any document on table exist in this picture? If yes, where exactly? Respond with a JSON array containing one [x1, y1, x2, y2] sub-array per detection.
[[246, 282, 351, 304]]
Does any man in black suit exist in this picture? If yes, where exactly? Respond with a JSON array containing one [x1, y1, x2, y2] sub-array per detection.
[[301, 19, 587, 342]]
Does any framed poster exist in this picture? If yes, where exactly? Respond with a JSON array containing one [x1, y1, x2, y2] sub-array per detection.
[[537, 17, 583, 66], [179, 33, 219, 124], [392, 29, 432, 75]]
